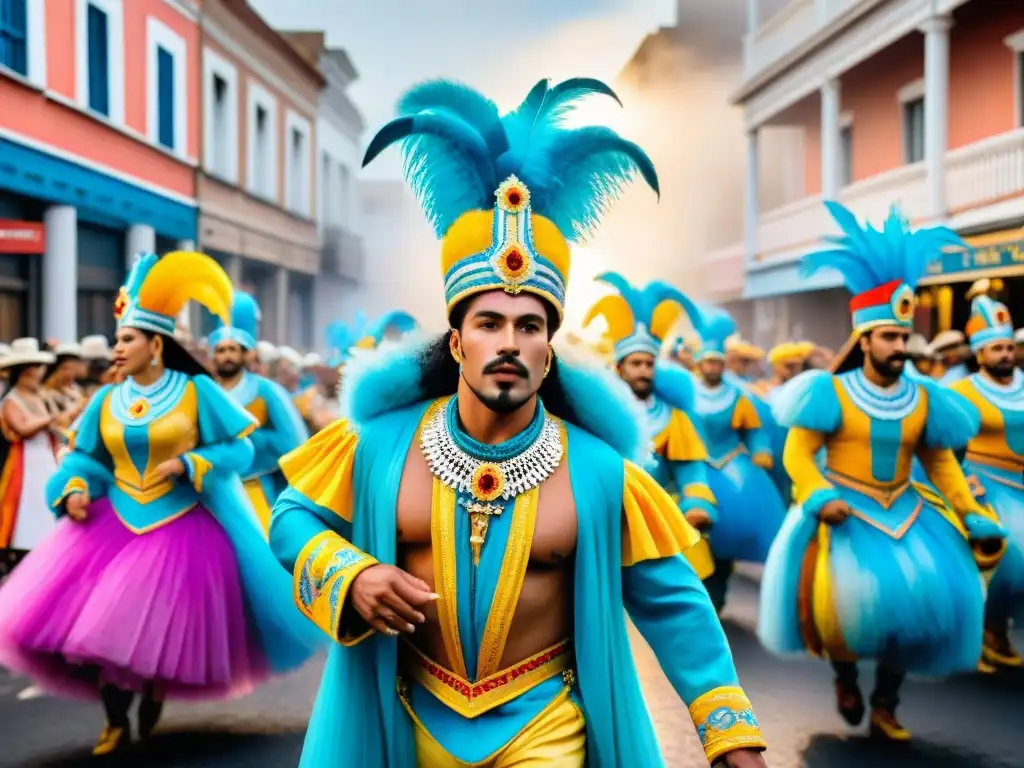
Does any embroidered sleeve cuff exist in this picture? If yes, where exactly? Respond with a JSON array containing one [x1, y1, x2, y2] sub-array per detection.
[[751, 452, 774, 470], [294, 531, 379, 645], [51, 477, 88, 513], [182, 453, 213, 493], [689, 686, 766, 764], [680, 496, 718, 524], [682, 483, 716, 505], [801, 488, 841, 519]]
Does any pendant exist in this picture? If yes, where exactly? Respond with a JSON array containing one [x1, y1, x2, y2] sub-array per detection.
[[459, 498, 504, 565], [127, 398, 150, 419]]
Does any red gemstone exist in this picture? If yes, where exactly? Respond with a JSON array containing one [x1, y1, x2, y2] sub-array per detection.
[[478, 473, 495, 492], [508, 191, 521, 206], [505, 251, 523, 272]]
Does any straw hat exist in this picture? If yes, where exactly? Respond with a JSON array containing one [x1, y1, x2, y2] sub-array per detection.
[[80, 335, 113, 361], [0, 338, 56, 368], [906, 333, 931, 359], [256, 340, 279, 364], [52, 341, 83, 358], [930, 329, 967, 354], [303, 352, 324, 369], [277, 346, 304, 369], [1015, 327, 1024, 344]]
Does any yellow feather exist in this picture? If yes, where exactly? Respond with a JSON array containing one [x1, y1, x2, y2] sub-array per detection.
[[649, 300, 684, 343], [582, 294, 636, 343], [136, 251, 233, 325]]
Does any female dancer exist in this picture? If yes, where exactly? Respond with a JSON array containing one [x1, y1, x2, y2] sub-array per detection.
[[0, 338, 60, 575], [41, 342, 87, 436], [0, 251, 323, 756]]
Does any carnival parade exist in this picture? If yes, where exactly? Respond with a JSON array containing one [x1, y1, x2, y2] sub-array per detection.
[[1, 1, 1023, 766]]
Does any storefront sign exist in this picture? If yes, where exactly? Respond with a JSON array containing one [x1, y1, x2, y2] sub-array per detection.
[[926, 238, 1024, 278], [0, 220, 45, 254]]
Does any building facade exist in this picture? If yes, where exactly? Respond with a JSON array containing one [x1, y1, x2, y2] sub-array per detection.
[[732, 0, 1024, 344], [195, 0, 323, 345], [284, 32, 366, 355], [0, 0, 200, 342]]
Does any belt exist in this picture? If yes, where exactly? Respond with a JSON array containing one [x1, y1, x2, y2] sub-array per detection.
[[966, 451, 1024, 475], [825, 470, 909, 510], [399, 639, 574, 719]]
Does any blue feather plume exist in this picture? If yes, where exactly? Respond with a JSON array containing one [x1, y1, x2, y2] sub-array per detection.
[[367, 310, 418, 344], [594, 273, 698, 332], [230, 292, 261, 340], [801, 200, 966, 294], [363, 78, 658, 242], [696, 304, 737, 348]]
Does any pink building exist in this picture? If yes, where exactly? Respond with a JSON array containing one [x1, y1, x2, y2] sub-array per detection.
[[0, 0, 202, 341]]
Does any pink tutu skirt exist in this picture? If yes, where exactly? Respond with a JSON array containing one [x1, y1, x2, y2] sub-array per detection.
[[0, 498, 268, 700]]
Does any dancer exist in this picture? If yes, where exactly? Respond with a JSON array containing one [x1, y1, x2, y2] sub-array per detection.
[[682, 302, 786, 611], [210, 291, 308, 535], [759, 201, 1006, 741], [271, 78, 766, 767], [583, 272, 716, 575], [948, 283, 1023, 668], [0, 251, 323, 756], [0, 339, 60, 574]]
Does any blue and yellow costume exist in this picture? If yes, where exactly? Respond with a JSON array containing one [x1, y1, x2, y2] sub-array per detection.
[[949, 288, 1024, 667], [328, 310, 420, 368], [759, 202, 1005, 739], [269, 78, 766, 767], [209, 292, 309, 535], [582, 273, 716, 575]]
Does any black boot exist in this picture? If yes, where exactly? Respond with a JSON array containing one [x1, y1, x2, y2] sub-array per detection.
[[138, 684, 164, 741], [830, 661, 865, 726], [95, 685, 134, 755], [868, 666, 910, 741]]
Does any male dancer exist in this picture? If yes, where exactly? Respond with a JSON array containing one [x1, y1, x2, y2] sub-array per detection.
[[270, 78, 766, 767], [948, 284, 1023, 668], [210, 292, 308, 533], [760, 201, 1006, 741], [583, 273, 718, 541]]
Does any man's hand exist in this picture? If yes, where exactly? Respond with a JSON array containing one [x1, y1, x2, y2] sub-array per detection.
[[154, 458, 186, 481], [66, 492, 90, 522], [684, 508, 712, 531], [818, 499, 851, 525], [716, 748, 767, 767], [349, 564, 437, 636]]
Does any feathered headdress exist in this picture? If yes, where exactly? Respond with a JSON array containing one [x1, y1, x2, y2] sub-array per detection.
[[582, 272, 698, 362], [326, 310, 419, 367], [801, 201, 965, 334], [964, 279, 1013, 353], [362, 78, 659, 321], [685, 303, 737, 362], [209, 291, 261, 350], [114, 252, 232, 336]]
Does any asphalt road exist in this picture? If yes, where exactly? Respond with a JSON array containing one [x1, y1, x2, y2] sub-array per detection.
[[1, 576, 1021, 767]]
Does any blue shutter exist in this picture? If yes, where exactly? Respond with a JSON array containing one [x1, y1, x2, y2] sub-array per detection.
[[0, 0, 29, 76], [87, 3, 109, 116], [157, 46, 174, 149]]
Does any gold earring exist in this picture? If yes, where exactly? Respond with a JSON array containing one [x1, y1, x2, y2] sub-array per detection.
[[543, 346, 553, 378]]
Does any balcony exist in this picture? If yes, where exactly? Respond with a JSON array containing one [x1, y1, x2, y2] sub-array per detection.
[[743, 0, 865, 78], [322, 225, 365, 283], [750, 127, 1024, 269]]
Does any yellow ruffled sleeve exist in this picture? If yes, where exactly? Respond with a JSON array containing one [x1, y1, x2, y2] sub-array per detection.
[[653, 409, 708, 463], [730, 395, 762, 431], [622, 461, 713, 578], [279, 418, 356, 522]]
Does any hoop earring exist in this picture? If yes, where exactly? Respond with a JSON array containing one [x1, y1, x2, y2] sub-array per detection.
[[543, 346, 553, 378]]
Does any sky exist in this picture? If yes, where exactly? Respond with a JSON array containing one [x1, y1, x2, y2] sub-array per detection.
[[248, 0, 676, 178]]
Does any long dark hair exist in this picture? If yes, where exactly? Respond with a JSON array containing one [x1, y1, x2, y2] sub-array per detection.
[[43, 353, 80, 385], [6, 363, 41, 389], [417, 331, 581, 428], [140, 331, 210, 378]]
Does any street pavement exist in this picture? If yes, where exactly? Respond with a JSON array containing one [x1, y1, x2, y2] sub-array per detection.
[[1, 575, 1021, 767]]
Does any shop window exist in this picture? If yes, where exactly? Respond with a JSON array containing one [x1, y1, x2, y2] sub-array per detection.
[[157, 47, 174, 149], [0, 0, 28, 76], [86, 2, 110, 116], [902, 97, 925, 164]]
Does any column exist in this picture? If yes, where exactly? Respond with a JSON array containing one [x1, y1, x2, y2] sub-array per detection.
[[274, 266, 289, 345], [744, 0, 760, 70], [744, 128, 759, 268], [42, 205, 78, 343], [125, 223, 156, 271], [922, 14, 952, 221], [820, 77, 841, 200], [226, 253, 243, 285]]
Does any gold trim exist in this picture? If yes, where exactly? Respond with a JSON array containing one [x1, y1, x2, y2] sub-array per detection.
[[967, 451, 1024, 478], [476, 485, 540, 679], [431, 477, 469, 680], [401, 639, 572, 719], [706, 444, 747, 470], [811, 524, 854, 660], [826, 470, 910, 510], [688, 685, 766, 764]]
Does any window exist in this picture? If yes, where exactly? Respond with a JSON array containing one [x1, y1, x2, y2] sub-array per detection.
[[156, 47, 174, 149], [284, 110, 311, 216], [212, 75, 228, 163], [0, 0, 27, 76], [839, 124, 853, 187], [321, 152, 332, 227], [86, 3, 109, 115], [247, 82, 278, 200], [902, 97, 925, 164], [204, 49, 238, 182], [339, 164, 351, 226]]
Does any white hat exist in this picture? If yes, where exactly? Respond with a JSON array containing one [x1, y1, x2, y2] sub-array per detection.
[[277, 346, 304, 368], [80, 335, 113, 361], [906, 333, 931, 358], [303, 352, 323, 369], [931, 329, 967, 354], [256, 340, 279, 364], [53, 341, 83, 358], [0, 338, 56, 369], [0, 343, 11, 358], [1015, 328, 1024, 344]]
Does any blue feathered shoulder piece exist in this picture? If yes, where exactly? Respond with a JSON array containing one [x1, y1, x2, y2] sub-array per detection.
[[918, 378, 981, 449], [801, 201, 965, 292], [367, 310, 418, 344], [770, 369, 842, 433], [362, 78, 659, 241], [652, 360, 696, 413]]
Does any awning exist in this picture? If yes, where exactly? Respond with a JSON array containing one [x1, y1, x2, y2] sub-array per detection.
[[919, 227, 1024, 285]]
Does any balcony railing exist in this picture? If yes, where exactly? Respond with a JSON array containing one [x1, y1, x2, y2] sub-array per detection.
[[744, 0, 860, 77], [751, 127, 1024, 267], [322, 225, 365, 283]]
